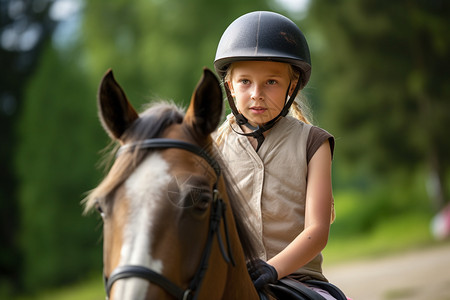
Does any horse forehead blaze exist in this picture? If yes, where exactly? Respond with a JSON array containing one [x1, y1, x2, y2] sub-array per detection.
[[122, 152, 171, 264], [125, 152, 172, 208], [113, 153, 170, 299]]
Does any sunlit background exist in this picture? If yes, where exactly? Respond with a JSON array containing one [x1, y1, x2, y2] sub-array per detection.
[[1, 0, 449, 299]]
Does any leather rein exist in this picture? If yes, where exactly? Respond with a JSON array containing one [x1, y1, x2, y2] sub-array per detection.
[[104, 138, 236, 300]]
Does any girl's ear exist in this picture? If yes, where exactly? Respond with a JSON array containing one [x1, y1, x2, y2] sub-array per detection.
[[289, 80, 299, 96], [226, 80, 236, 97]]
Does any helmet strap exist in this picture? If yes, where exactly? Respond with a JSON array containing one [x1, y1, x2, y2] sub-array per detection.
[[224, 82, 248, 126], [224, 80, 301, 152], [281, 80, 301, 117]]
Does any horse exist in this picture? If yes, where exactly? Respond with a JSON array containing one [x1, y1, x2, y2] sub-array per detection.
[[84, 68, 264, 300]]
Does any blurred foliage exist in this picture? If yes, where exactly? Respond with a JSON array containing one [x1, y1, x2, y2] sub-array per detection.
[[16, 44, 103, 291], [306, 0, 450, 209], [81, 0, 273, 107], [330, 170, 431, 238], [0, 0, 57, 294]]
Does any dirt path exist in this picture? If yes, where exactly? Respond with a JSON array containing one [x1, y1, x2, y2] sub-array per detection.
[[323, 243, 450, 300]]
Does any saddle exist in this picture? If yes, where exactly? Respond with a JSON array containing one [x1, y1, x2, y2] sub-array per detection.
[[260, 278, 347, 300]]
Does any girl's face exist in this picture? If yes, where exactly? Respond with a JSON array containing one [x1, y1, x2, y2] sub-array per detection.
[[228, 61, 296, 128]]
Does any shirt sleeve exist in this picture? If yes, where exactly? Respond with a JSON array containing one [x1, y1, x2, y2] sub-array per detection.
[[306, 126, 335, 164]]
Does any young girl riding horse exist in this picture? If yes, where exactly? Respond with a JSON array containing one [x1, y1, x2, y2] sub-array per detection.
[[214, 11, 346, 300]]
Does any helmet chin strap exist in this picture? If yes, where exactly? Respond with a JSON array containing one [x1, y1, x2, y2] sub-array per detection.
[[224, 81, 301, 152]]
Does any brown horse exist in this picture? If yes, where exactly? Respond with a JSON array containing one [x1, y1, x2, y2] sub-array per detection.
[[84, 69, 264, 299]]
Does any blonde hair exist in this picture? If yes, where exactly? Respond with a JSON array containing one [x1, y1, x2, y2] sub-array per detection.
[[287, 65, 312, 124], [290, 95, 312, 125], [225, 63, 313, 125]]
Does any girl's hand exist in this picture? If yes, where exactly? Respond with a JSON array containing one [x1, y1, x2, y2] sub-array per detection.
[[247, 259, 278, 289]]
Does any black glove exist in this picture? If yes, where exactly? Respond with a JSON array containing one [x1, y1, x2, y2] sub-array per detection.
[[247, 259, 278, 290]]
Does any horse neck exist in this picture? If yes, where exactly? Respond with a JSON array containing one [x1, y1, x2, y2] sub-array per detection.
[[223, 258, 260, 299]]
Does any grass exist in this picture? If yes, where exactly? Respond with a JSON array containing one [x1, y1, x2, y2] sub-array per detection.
[[322, 187, 438, 265], [15, 274, 104, 300], [323, 211, 435, 265]]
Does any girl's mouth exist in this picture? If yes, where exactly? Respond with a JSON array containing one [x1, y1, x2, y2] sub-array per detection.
[[250, 106, 267, 114]]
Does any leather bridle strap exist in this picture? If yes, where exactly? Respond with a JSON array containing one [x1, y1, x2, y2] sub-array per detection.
[[116, 138, 221, 179], [104, 138, 234, 300], [106, 265, 186, 299], [185, 193, 234, 297]]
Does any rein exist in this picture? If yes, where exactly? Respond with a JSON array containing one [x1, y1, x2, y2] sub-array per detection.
[[104, 138, 236, 300]]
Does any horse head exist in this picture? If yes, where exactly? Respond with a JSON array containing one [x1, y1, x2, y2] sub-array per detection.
[[85, 68, 260, 299]]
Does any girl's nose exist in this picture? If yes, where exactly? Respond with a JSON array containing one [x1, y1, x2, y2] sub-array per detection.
[[251, 84, 264, 101]]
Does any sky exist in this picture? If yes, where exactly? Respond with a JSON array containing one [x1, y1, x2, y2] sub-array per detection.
[[275, 0, 311, 14]]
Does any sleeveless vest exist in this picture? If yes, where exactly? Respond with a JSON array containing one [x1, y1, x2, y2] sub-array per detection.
[[215, 115, 327, 281]]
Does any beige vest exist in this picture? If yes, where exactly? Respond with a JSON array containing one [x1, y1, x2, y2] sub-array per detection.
[[215, 115, 326, 281]]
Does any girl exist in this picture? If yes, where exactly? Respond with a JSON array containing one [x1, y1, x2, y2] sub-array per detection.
[[213, 11, 344, 300]]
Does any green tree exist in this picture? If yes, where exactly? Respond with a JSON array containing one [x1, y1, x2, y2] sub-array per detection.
[[81, 0, 273, 107], [16, 44, 103, 291], [307, 0, 450, 209], [0, 0, 58, 294]]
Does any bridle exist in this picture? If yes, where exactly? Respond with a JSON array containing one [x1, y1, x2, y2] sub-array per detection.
[[104, 138, 236, 300]]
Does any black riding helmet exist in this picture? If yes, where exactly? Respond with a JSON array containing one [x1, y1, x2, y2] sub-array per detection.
[[214, 11, 311, 89], [214, 11, 312, 151]]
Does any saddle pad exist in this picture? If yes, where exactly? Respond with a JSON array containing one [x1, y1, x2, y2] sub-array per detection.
[[268, 278, 326, 300], [304, 280, 347, 300]]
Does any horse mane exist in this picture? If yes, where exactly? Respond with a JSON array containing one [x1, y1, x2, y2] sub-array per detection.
[[218, 155, 260, 261], [84, 101, 258, 261]]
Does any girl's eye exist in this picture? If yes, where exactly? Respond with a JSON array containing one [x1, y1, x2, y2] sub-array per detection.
[[240, 79, 250, 85], [267, 79, 277, 85]]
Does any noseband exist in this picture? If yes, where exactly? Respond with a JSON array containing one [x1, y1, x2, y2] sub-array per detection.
[[104, 138, 236, 300]]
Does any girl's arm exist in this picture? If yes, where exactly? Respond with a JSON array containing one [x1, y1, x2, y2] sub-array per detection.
[[268, 140, 333, 279]]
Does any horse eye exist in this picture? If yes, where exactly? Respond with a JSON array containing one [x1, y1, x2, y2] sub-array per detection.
[[194, 194, 211, 211], [189, 188, 211, 211]]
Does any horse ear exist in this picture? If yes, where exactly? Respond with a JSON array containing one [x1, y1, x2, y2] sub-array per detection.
[[97, 69, 139, 141], [185, 68, 223, 137]]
